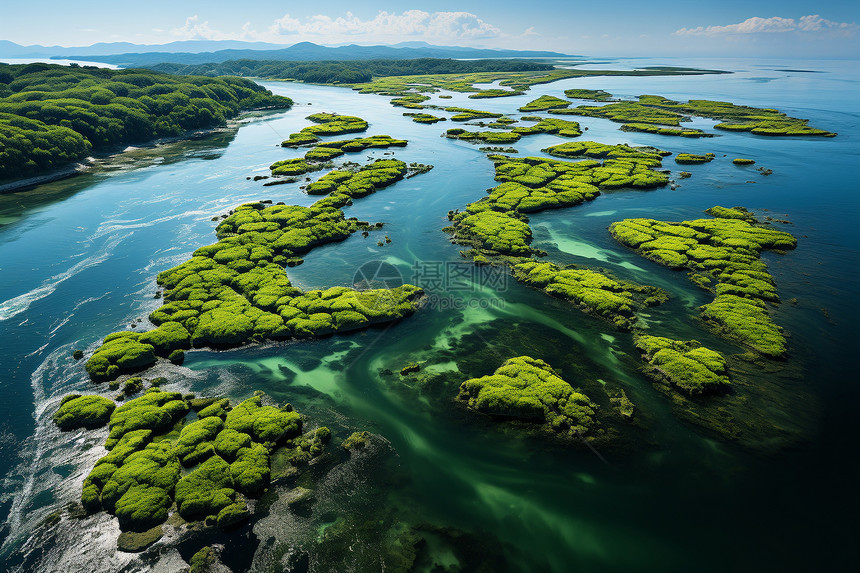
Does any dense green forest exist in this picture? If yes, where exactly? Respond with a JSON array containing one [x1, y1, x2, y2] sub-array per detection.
[[149, 59, 555, 84], [0, 63, 292, 180]]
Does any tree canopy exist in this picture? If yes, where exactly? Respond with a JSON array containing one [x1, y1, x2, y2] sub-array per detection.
[[0, 63, 292, 180]]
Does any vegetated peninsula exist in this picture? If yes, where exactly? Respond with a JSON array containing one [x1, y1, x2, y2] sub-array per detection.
[[350, 66, 728, 104], [0, 63, 292, 183], [151, 58, 558, 84]]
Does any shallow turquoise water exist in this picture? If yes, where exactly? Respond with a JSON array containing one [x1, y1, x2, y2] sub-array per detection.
[[0, 58, 858, 571]]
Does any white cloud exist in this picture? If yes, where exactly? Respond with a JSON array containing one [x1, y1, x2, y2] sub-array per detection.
[[268, 10, 501, 41], [171, 10, 504, 45], [171, 15, 256, 41], [676, 14, 858, 36]]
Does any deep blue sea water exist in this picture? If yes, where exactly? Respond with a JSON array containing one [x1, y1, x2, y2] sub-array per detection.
[[0, 57, 858, 571]]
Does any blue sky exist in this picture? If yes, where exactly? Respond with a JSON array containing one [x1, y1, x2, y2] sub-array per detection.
[[1, 1, 858, 57]]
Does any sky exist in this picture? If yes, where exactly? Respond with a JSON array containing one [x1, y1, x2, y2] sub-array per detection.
[[1, 0, 858, 58]]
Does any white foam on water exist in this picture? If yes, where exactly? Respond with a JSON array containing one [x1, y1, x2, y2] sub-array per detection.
[[0, 235, 123, 322]]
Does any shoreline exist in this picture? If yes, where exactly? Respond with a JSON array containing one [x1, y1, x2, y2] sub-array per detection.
[[0, 110, 285, 196]]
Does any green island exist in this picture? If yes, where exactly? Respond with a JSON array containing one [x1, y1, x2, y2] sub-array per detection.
[[444, 107, 504, 122], [633, 335, 730, 396], [86, 155, 429, 382], [541, 140, 670, 167], [444, 148, 669, 327], [553, 100, 684, 125], [457, 356, 602, 440], [54, 387, 334, 551], [512, 262, 667, 329], [518, 95, 572, 112], [403, 112, 445, 124], [293, 112, 368, 136], [609, 206, 797, 356], [733, 158, 756, 165], [347, 67, 728, 106], [445, 128, 521, 144], [674, 153, 714, 164], [564, 88, 616, 101], [554, 92, 835, 137], [469, 88, 526, 98], [53, 394, 116, 429], [620, 123, 710, 137], [512, 116, 583, 137], [0, 63, 291, 181], [271, 133, 407, 174], [446, 148, 668, 256], [445, 116, 583, 144]]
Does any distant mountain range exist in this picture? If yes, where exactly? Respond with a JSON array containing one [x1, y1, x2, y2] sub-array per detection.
[[0, 40, 574, 67]]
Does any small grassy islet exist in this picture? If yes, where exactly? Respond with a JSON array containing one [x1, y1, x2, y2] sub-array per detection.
[[674, 153, 714, 165], [518, 94, 572, 112], [403, 112, 445, 124], [634, 335, 730, 396], [458, 356, 602, 440]]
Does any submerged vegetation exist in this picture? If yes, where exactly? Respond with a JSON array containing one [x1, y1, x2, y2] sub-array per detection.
[[0, 63, 291, 180], [458, 356, 601, 439], [610, 207, 797, 356]]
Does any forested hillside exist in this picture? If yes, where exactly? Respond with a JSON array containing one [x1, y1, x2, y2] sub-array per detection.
[[149, 58, 555, 84], [0, 63, 292, 180]]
